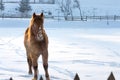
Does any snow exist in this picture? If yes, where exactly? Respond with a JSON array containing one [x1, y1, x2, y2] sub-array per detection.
[[0, 18, 120, 80]]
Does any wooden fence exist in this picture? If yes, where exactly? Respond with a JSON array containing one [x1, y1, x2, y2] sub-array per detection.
[[9, 72, 116, 80], [62, 15, 120, 21]]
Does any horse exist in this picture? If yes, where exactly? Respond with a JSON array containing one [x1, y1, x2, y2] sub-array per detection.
[[24, 12, 49, 80]]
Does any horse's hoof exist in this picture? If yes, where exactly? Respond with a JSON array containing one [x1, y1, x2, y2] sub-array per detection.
[[46, 76, 50, 80], [32, 78, 37, 80]]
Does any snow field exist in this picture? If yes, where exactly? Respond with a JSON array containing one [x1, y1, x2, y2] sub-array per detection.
[[0, 19, 120, 80]]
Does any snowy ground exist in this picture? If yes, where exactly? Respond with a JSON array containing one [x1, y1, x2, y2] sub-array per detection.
[[0, 18, 120, 80]]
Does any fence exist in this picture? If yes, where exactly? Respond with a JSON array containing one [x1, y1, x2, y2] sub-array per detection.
[[1, 15, 120, 21], [61, 15, 120, 21], [73, 72, 115, 80], [9, 72, 115, 80]]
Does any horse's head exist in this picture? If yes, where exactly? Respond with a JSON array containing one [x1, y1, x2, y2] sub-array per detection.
[[30, 12, 44, 41]]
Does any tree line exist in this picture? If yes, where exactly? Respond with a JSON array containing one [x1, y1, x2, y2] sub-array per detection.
[[0, 0, 32, 17], [1, 0, 119, 21], [0, 0, 83, 20]]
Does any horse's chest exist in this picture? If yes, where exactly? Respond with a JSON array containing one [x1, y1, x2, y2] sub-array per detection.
[[28, 40, 46, 53]]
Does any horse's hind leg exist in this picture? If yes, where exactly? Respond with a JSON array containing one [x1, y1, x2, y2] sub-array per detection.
[[42, 50, 49, 80], [27, 54, 32, 74]]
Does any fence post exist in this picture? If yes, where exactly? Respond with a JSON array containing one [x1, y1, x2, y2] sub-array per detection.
[[39, 76, 43, 80], [107, 72, 115, 80], [9, 77, 13, 80], [74, 73, 80, 80], [114, 15, 116, 21]]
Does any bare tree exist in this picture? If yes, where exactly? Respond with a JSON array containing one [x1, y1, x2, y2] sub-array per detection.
[[74, 0, 83, 20], [0, 0, 4, 16], [70, 8, 74, 20], [58, 0, 73, 20], [34, 0, 36, 3]]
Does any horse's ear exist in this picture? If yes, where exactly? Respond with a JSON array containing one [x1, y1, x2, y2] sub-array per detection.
[[33, 12, 36, 18], [40, 13, 44, 18]]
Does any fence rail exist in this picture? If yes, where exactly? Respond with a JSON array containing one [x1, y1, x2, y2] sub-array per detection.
[[9, 72, 115, 80], [64, 15, 120, 21], [1, 15, 120, 21]]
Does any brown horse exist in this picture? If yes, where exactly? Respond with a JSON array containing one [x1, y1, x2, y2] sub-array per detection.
[[24, 13, 49, 80]]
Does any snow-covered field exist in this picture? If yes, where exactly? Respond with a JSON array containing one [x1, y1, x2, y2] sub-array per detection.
[[0, 18, 120, 80]]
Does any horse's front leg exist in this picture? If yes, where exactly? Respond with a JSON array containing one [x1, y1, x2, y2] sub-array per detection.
[[42, 50, 50, 80], [27, 57, 32, 74], [32, 57, 38, 80], [26, 52, 33, 75]]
